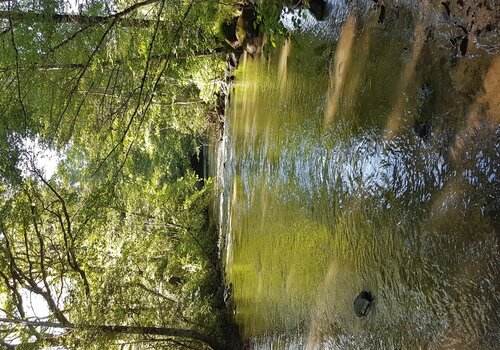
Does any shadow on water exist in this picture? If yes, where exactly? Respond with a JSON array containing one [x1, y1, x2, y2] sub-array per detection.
[[220, 0, 500, 348]]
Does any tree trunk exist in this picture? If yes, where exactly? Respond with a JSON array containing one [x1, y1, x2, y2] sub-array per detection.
[[0, 10, 155, 27], [0, 0, 161, 28], [93, 324, 222, 349], [0, 318, 223, 350]]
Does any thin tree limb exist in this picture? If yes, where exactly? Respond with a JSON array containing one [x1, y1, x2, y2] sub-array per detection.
[[0, 318, 221, 350], [33, 171, 91, 299], [7, 0, 28, 134], [92, 0, 166, 177], [2, 219, 70, 326], [51, 0, 161, 51], [93, 0, 197, 177], [54, 18, 118, 136]]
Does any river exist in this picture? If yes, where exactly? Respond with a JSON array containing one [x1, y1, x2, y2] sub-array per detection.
[[216, 1, 499, 348]]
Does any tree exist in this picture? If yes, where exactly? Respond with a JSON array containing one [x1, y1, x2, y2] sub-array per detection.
[[0, 142, 224, 349], [0, 318, 221, 349], [0, 0, 237, 348], [0, 0, 226, 171]]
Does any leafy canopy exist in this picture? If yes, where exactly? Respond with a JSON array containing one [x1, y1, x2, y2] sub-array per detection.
[[0, 0, 231, 348]]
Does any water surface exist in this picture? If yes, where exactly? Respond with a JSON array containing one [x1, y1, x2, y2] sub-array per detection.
[[219, 2, 499, 348]]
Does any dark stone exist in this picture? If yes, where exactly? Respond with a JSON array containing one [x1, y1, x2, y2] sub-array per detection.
[[354, 290, 374, 317], [378, 4, 386, 24], [190, 147, 205, 182], [221, 17, 238, 43], [223, 282, 233, 304], [235, 6, 260, 55], [168, 276, 183, 287], [441, 1, 451, 18], [240, 7, 258, 39], [414, 120, 432, 140], [459, 36, 468, 56], [226, 52, 239, 70], [308, 0, 329, 21], [414, 83, 434, 141]]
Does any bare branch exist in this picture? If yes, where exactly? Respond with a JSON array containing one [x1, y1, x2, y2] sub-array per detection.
[[65, 77, 97, 144], [0, 269, 25, 318], [134, 282, 177, 303], [21, 222, 34, 281], [1, 217, 70, 326], [33, 171, 91, 299], [23, 191, 71, 326]]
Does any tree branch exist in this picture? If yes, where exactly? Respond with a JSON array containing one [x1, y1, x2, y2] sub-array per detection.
[[0, 318, 221, 350], [33, 172, 91, 299], [7, 0, 28, 134], [93, 0, 197, 178], [0, 269, 25, 319], [2, 220, 70, 326], [134, 282, 177, 303], [54, 18, 118, 136], [51, 0, 161, 51], [92, 0, 166, 177]]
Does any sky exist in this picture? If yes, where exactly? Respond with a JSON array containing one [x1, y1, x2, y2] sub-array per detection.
[[20, 136, 63, 179]]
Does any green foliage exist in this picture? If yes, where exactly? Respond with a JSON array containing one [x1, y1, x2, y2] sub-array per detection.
[[0, 0, 230, 348], [254, 0, 309, 54], [255, 0, 287, 50]]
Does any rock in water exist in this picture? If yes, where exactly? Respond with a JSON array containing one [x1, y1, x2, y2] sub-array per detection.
[[224, 283, 233, 304], [354, 290, 374, 317], [308, 0, 329, 21]]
